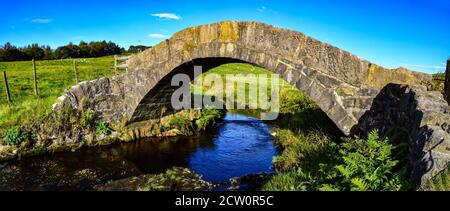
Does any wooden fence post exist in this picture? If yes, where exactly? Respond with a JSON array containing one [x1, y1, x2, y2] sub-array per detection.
[[32, 59, 38, 97], [73, 59, 79, 84], [3, 71, 11, 103]]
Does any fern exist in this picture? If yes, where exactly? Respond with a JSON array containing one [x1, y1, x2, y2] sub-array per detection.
[[96, 121, 110, 135], [351, 178, 368, 191], [331, 130, 403, 191], [5, 126, 28, 146], [264, 129, 409, 191]]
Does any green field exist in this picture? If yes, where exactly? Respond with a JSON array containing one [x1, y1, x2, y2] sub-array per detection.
[[0, 56, 118, 134]]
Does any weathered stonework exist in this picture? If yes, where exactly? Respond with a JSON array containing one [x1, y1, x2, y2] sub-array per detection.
[[353, 84, 450, 188], [52, 21, 449, 189]]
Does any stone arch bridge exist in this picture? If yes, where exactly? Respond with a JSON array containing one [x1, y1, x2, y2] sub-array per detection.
[[53, 21, 450, 188]]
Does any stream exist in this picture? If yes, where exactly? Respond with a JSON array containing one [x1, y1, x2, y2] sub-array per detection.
[[0, 112, 278, 191]]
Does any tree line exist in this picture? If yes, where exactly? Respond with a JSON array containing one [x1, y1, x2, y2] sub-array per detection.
[[0, 42, 151, 62]]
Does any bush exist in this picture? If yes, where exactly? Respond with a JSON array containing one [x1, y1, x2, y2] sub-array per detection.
[[279, 89, 317, 114], [275, 88, 342, 137], [5, 126, 28, 146], [167, 115, 193, 133], [195, 108, 222, 131], [96, 121, 110, 135]]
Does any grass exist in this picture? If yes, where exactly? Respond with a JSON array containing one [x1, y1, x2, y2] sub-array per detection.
[[428, 164, 450, 191], [191, 63, 293, 110], [431, 73, 445, 92], [0, 56, 118, 135]]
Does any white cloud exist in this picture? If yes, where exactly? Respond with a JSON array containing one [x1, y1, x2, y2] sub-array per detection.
[[400, 63, 446, 72], [151, 13, 181, 20], [149, 33, 169, 39], [31, 18, 53, 24], [257, 6, 267, 13]]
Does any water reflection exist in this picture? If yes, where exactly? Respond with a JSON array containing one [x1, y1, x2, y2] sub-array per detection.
[[188, 113, 277, 183]]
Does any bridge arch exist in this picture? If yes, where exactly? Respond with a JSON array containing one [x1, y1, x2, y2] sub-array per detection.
[[127, 54, 354, 133], [54, 21, 430, 136]]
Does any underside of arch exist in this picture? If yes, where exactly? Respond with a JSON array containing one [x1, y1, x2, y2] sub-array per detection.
[[127, 56, 361, 135]]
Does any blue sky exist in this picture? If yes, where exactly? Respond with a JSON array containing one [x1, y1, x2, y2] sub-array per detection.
[[0, 0, 449, 74]]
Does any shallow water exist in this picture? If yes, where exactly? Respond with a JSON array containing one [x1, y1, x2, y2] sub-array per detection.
[[0, 112, 278, 191]]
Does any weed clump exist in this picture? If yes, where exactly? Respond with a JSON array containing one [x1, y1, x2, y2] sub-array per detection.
[[96, 121, 110, 135], [5, 126, 29, 146]]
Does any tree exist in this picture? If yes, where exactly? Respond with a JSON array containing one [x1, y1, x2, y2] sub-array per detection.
[[105, 41, 122, 55], [78, 41, 90, 58], [0, 42, 25, 61], [89, 41, 107, 57], [22, 44, 45, 60], [0, 47, 6, 62], [43, 45, 53, 60], [54, 46, 71, 59], [0, 41, 124, 60]]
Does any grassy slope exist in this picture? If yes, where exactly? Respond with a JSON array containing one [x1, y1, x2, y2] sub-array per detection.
[[191, 63, 295, 109], [0, 56, 117, 134]]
